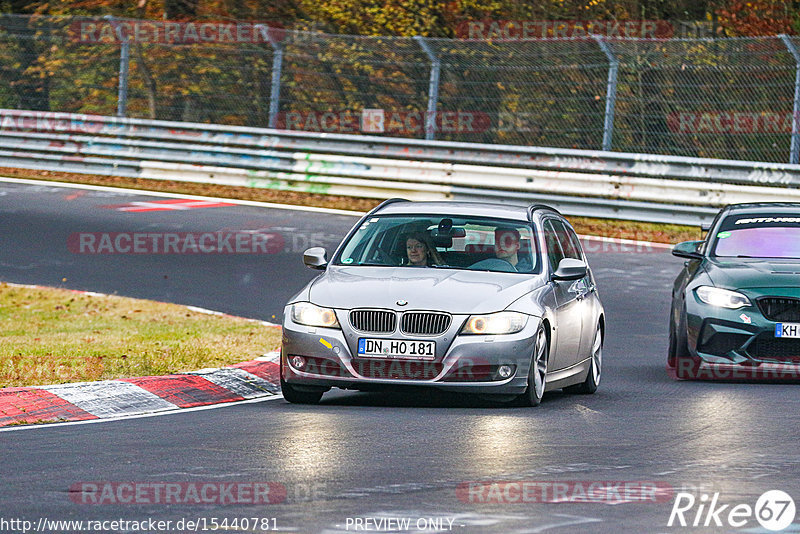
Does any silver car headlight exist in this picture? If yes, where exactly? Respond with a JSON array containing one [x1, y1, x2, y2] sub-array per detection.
[[461, 312, 528, 335], [695, 286, 751, 309], [291, 302, 340, 328]]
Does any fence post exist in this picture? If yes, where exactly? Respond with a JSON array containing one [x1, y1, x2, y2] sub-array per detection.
[[593, 35, 618, 152], [414, 36, 440, 141], [268, 36, 284, 129], [780, 34, 800, 165], [105, 16, 129, 117]]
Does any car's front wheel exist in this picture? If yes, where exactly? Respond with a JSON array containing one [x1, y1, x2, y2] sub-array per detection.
[[668, 308, 701, 380], [564, 323, 602, 394], [280, 378, 326, 404], [517, 324, 549, 407]]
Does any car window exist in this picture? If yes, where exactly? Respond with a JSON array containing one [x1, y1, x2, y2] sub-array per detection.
[[552, 219, 583, 261], [544, 219, 565, 272], [712, 212, 800, 259], [334, 214, 540, 274]]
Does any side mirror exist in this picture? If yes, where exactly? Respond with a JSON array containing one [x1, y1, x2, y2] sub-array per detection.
[[303, 247, 328, 270], [552, 258, 588, 281], [672, 240, 704, 261]]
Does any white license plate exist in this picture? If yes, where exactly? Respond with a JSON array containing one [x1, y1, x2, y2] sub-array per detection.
[[775, 323, 800, 338], [357, 338, 435, 359]]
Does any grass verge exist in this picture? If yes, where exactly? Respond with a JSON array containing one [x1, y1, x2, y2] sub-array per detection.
[[0, 283, 281, 388], [0, 167, 700, 244]]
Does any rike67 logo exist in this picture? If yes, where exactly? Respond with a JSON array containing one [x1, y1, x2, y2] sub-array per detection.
[[668, 490, 796, 531]]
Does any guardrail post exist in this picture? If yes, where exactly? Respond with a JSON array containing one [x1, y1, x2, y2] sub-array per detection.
[[106, 16, 129, 117], [414, 36, 440, 141], [780, 34, 800, 165], [268, 36, 284, 129], [593, 35, 618, 152]]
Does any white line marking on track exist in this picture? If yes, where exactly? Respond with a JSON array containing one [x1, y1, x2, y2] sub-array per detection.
[[579, 233, 674, 250], [0, 176, 364, 216], [0, 395, 284, 433]]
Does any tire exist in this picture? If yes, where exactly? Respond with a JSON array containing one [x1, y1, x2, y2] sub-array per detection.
[[667, 309, 678, 369], [670, 309, 701, 380], [517, 324, 549, 407], [280, 377, 325, 404], [564, 324, 602, 394]]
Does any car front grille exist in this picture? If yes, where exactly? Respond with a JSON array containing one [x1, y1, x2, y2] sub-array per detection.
[[400, 312, 452, 336], [757, 297, 800, 322], [349, 309, 452, 336], [747, 334, 800, 363], [349, 310, 397, 334]]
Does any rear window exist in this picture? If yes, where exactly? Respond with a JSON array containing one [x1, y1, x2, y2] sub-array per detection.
[[712, 213, 800, 259]]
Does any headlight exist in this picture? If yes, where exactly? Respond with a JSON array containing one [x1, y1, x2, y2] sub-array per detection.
[[291, 302, 340, 328], [461, 312, 528, 335], [695, 286, 751, 309]]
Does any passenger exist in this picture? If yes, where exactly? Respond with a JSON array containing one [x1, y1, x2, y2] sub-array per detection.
[[495, 227, 533, 272], [404, 232, 443, 267]]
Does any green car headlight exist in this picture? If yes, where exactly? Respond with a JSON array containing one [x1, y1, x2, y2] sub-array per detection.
[[695, 286, 751, 309], [461, 312, 527, 335], [291, 302, 340, 328]]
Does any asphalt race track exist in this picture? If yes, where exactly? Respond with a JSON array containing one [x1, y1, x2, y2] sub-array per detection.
[[2, 180, 800, 533]]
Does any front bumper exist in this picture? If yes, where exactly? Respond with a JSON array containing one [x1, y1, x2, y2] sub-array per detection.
[[281, 308, 541, 395], [686, 297, 800, 369]]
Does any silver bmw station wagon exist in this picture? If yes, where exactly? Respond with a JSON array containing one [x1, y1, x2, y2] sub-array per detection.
[[280, 200, 605, 406]]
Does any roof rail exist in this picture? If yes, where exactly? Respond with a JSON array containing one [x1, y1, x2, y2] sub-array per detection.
[[527, 203, 560, 223], [370, 197, 410, 215]]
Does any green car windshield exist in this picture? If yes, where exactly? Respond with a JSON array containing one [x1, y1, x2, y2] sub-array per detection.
[[334, 215, 540, 274], [713, 213, 800, 259]]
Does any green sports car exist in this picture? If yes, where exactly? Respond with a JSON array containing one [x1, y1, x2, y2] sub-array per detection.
[[668, 202, 800, 380]]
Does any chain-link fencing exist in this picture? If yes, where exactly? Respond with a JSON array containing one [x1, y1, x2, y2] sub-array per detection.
[[1, 14, 799, 164]]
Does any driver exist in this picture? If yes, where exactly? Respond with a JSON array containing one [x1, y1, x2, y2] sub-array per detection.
[[404, 232, 443, 267], [495, 227, 532, 272]]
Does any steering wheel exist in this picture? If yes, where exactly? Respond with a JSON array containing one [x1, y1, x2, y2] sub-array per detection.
[[371, 248, 397, 265]]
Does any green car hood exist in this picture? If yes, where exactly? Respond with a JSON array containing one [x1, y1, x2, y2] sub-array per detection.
[[705, 258, 800, 296]]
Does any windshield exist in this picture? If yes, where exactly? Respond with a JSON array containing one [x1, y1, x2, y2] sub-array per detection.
[[333, 215, 539, 274], [712, 213, 800, 259]]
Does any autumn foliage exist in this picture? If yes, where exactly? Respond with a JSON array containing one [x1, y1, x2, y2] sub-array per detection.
[[12, 0, 799, 37], [715, 0, 799, 36]]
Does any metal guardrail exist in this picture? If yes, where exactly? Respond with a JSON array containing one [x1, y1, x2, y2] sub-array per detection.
[[3, 15, 800, 164], [2, 109, 800, 226]]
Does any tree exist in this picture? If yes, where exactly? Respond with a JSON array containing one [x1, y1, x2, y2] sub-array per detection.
[[716, 0, 799, 36]]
